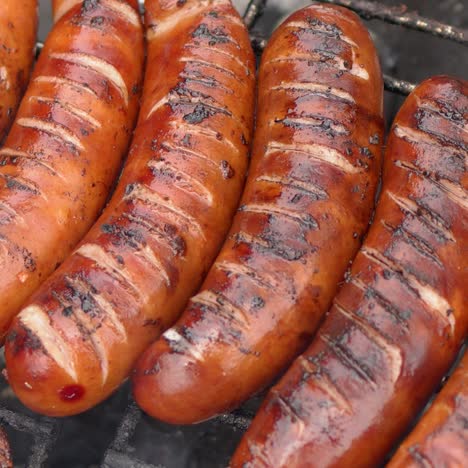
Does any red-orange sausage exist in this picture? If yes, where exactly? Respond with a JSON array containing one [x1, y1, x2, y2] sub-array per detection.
[[5, 0, 255, 417], [132, 3, 384, 425], [388, 348, 468, 467], [231, 76, 468, 468], [0, 0, 144, 340], [0, 1, 37, 142]]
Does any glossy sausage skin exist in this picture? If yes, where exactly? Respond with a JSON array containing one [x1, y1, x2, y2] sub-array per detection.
[[0, 1, 37, 143], [133, 3, 384, 425], [52, 0, 140, 23], [231, 76, 468, 468], [5, 0, 255, 417], [388, 349, 468, 468], [0, 0, 143, 340]]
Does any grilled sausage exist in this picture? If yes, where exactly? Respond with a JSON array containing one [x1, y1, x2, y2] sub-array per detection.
[[231, 76, 468, 468], [52, 0, 140, 23], [5, 0, 255, 417], [0, 1, 37, 143], [388, 348, 468, 467], [132, 3, 384, 425], [0, 1, 144, 339]]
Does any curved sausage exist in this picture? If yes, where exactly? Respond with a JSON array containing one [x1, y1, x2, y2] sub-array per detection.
[[0, 1, 37, 143], [231, 76, 468, 468], [388, 348, 468, 468], [5, 0, 255, 417], [132, 3, 384, 425], [0, 1, 144, 339]]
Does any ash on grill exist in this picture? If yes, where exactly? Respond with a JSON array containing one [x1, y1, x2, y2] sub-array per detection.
[[1, 0, 467, 466]]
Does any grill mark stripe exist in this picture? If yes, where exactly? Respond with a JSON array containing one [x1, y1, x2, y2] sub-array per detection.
[[382, 220, 443, 267], [191, 290, 248, 327], [274, 116, 350, 136], [417, 99, 468, 135], [388, 192, 455, 242], [134, 244, 171, 287], [0, 149, 62, 179], [179, 72, 233, 94], [0, 201, 23, 224], [121, 213, 183, 257], [298, 356, 352, 413], [394, 125, 466, 158], [270, 389, 306, 436], [269, 53, 368, 80], [75, 243, 144, 299], [185, 44, 251, 76], [17, 117, 84, 151], [101, 0, 141, 27], [239, 203, 318, 229], [57, 285, 110, 385], [320, 333, 377, 388], [266, 141, 358, 174], [362, 247, 454, 331], [351, 277, 409, 328], [124, 183, 206, 239], [215, 261, 276, 290], [50, 52, 129, 106], [395, 160, 468, 210], [257, 174, 329, 200], [18, 305, 78, 381], [160, 140, 219, 170], [179, 58, 242, 83], [162, 328, 205, 362], [146, 0, 215, 41], [34, 76, 98, 97], [68, 275, 127, 341], [169, 121, 240, 154], [272, 82, 355, 104], [148, 159, 213, 204], [30, 96, 101, 129], [334, 302, 402, 383], [0, 173, 41, 196]]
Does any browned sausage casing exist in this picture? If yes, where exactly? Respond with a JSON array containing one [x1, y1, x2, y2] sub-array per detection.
[[132, 3, 384, 425], [388, 348, 468, 468], [0, 1, 37, 142], [0, 1, 144, 339], [5, 0, 255, 417], [231, 76, 468, 468]]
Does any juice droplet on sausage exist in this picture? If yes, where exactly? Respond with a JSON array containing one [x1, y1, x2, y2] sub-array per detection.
[[59, 385, 85, 402]]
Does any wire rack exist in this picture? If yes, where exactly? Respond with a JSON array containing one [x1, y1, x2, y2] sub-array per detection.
[[3, 1, 467, 467]]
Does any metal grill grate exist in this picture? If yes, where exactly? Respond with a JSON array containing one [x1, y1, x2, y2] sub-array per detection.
[[2, 1, 466, 467]]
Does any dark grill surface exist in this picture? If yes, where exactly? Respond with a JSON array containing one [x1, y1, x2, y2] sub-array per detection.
[[2, 1, 467, 466]]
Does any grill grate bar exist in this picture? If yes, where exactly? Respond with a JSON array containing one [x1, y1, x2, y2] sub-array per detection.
[[243, 0, 268, 29], [318, 0, 468, 45], [0, 407, 60, 468]]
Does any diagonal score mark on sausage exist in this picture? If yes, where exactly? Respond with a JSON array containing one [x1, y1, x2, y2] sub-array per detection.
[[50, 53, 129, 106], [272, 82, 355, 104], [29, 96, 101, 129], [17, 117, 84, 151], [266, 141, 358, 174], [334, 302, 403, 384], [361, 247, 455, 332], [17, 305, 78, 381], [123, 183, 206, 240], [75, 243, 148, 300]]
